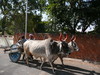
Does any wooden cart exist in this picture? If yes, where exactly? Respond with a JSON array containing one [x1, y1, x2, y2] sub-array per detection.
[[4, 44, 22, 62]]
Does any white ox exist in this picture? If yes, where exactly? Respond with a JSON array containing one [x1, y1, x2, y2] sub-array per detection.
[[23, 38, 60, 73], [23, 34, 79, 72]]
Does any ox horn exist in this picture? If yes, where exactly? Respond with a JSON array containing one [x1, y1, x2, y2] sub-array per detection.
[[73, 36, 76, 41], [71, 35, 76, 41], [64, 34, 68, 41], [59, 33, 63, 41]]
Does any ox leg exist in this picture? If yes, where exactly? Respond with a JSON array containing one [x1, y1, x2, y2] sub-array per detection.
[[26, 57, 29, 65], [28, 54, 34, 61], [40, 58, 45, 69], [59, 56, 64, 68], [25, 53, 29, 65], [49, 61, 55, 73], [22, 53, 25, 61], [40, 61, 44, 69], [52, 56, 58, 63], [38, 57, 42, 63]]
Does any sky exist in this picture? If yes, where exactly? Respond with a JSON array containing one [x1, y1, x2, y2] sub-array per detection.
[[76, 25, 95, 32], [0, 10, 3, 19], [42, 13, 48, 21], [85, 25, 95, 32]]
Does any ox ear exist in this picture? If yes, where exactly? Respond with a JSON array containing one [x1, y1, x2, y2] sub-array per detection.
[[64, 34, 68, 41], [70, 35, 76, 41], [59, 33, 63, 41]]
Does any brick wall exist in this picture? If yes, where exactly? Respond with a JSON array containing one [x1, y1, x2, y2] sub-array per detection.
[[14, 33, 100, 62]]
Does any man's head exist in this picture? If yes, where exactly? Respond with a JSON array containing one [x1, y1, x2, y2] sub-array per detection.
[[29, 34, 34, 39], [21, 35, 25, 39]]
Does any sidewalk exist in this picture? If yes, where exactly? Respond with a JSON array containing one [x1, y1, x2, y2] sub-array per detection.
[[55, 57, 100, 73]]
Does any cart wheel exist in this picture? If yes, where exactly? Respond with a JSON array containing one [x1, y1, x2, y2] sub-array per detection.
[[9, 44, 21, 63], [9, 52, 21, 63]]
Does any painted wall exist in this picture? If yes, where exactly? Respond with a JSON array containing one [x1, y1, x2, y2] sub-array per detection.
[[14, 33, 100, 62]]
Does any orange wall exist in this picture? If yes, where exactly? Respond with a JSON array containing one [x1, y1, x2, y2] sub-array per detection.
[[14, 33, 100, 62], [68, 34, 100, 62]]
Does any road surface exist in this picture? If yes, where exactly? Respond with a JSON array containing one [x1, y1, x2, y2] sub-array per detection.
[[0, 49, 100, 75]]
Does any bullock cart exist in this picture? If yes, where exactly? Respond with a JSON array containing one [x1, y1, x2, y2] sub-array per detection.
[[4, 43, 22, 63]]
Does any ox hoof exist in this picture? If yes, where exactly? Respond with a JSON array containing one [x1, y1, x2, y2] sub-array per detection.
[[26, 64, 31, 67], [39, 66, 42, 70], [61, 65, 65, 68], [52, 70, 56, 74]]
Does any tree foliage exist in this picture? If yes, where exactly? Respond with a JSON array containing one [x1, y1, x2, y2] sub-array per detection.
[[45, 0, 100, 34], [0, 0, 46, 35], [0, 0, 100, 34]]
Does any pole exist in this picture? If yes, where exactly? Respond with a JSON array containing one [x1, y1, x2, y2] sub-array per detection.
[[25, 0, 28, 39]]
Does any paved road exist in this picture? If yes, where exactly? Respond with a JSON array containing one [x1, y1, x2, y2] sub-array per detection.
[[0, 49, 100, 75]]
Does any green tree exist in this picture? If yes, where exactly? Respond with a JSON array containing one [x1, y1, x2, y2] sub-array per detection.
[[0, 0, 12, 35], [0, 0, 100, 34], [0, 0, 46, 34], [77, 0, 100, 33], [45, 0, 81, 34], [44, 0, 100, 34]]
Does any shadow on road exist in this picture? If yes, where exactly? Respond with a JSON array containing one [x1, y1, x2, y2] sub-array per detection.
[[16, 60, 100, 75]]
